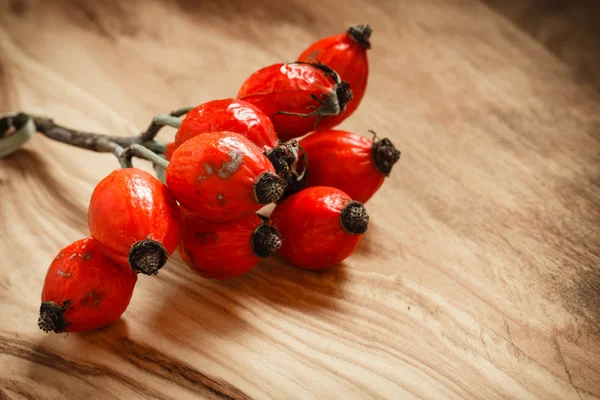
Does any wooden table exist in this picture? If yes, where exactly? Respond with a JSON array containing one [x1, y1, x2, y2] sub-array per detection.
[[1, 1, 599, 399]]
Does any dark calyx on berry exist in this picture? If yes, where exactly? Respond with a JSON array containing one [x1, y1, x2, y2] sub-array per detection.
[[335, 81, 353, 113], [129, 239, 169, 275], [254, 172, 286, 204], [282, 144, 308, 200], [303, 80, 353, 118], [372, 134, 401, 176], [311, 63, 353, 115], [251, 223, 281, 257], [38, 300, 70, 333], [275, 63, 352, 118], [281, 170, 307, 200], [347, 24, 372, 49], [340, 201, 369, 235], [267, 141, 307, 200], [267, 141, 299, 179]]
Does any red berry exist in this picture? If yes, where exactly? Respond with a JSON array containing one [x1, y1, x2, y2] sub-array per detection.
[[300, 130, 400, 203], [39, 238, 138, 333], [298, 24, 371, 126], [166, 132, 286, 221], [270, 187, 369, 270], [88, 168, 181, 275], [178, 210, 280, 279], [171, 100, 301, 182], [238, 62, 352, 141], [175, 98, 278, 152]]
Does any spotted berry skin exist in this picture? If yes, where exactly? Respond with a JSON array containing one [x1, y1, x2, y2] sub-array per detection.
[[166, 132, 285, 222], [39, 238, 137, 333], [178, 210, 280, 279]]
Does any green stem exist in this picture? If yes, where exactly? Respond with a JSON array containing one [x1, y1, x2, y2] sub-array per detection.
[[1, 107, 192, 179], [141, 140, 168, 154], [139, 106, 192, 142], [4, 107, 193, 157], [32, 115, 137, 152], [152, 114, 183, 129], [120, 144, 169, 170], [154, 160, 167, 184]]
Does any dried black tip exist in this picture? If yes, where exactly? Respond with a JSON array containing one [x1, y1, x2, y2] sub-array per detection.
[[251, 223, 281, 257], [281, 171, 308, 200], [266, 141, 308, 200], [340, 201, 369, 235], [347, 24, 372, 49], [254, 172, 286, 204], [38, 300, 70, 334], [278, 63, 351, 117], [335, 81, 353, 113], [372, 136, 401, 176], [129, 239, 168, 275], [267, 141, 299, 179]]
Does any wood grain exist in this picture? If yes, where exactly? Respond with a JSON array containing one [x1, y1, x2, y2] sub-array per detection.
[[485, 0, 600, 92], [1, 0, 600, 399]]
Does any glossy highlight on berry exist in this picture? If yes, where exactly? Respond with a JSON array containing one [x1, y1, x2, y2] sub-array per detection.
[[175, 98, 279, 152], [238, 62, 353, 140]]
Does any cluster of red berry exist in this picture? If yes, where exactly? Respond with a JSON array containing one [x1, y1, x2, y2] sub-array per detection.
[[38, 24, 401, 334]]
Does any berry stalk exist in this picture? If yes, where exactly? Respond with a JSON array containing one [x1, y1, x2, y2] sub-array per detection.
[[139, 107, 191, 142], [119, 143, 169, 169], [0, 107, 193, 163]]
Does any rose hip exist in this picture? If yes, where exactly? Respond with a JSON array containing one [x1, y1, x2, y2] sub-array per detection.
[[38, 238, 138, 333], [166, 132, 286, 221], [178, 210, 280, 279], [270, 186, 369, 270], [175, 98, 278, 152], [300, 130, 400, 203], [298, 24, 371, 126], [237, 62, 352, 140], [89, 168, 181, 275]]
